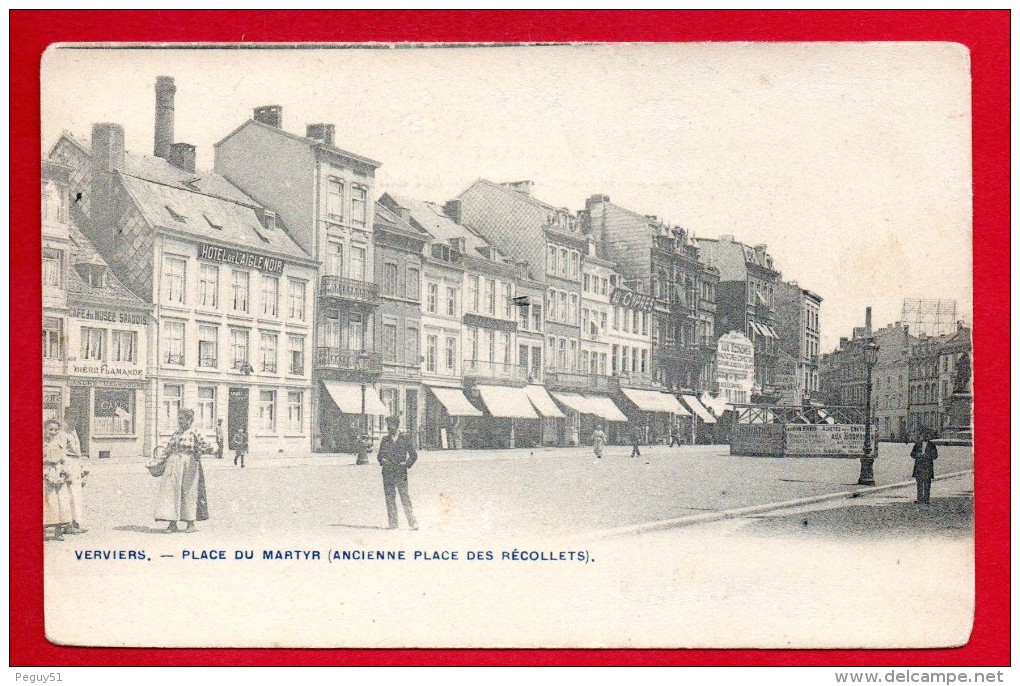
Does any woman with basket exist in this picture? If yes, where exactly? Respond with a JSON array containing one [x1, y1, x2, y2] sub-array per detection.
[[149, 409, 216, 533]]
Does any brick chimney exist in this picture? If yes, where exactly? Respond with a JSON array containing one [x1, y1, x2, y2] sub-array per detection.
[[90, 122, 125, 253], [306, 123, 335, 146], [444, 199, 462, 224], [254, 105, 282, 129], [154, 76, 176, 159], [166, 142, 196, 173], [503, 180, 533, 196], [865, 306, 872, 335]]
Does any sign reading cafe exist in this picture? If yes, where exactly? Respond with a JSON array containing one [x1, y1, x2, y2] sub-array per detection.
[[197, 243, 285, 274]]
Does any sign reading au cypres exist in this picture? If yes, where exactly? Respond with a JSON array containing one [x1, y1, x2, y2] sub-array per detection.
[[609, 288, 655, 312], [197, 244, 285, 274]]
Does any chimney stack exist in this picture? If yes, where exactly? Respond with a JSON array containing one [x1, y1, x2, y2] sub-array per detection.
[[254, 105, 283, 129], [90, 122, 126, 253], [865, 307, 872, 335], [167, 142, 196, 173], [504, 180, 534, 196], [154, 76, 176, 159], [306, 123, 335, 146], [444, 199, 463, 224]]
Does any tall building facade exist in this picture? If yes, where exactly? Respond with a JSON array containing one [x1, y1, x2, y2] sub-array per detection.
[[871, 322, 915, 441], [215, 106, 389, 451], [774, 281, 823, 405]]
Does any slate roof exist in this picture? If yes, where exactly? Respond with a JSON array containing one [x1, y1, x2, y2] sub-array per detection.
[[215, 119, 383, 169], [66, 223, 149, 309], [384, 192, 493, 258]]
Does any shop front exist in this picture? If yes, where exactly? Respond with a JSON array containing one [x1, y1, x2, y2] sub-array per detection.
[[617, 387, 688, 445], [470, 385, 539, 449], [66, 378, 147, 460], [319, 380, 389, 453], [524, 385, 565, 446], [424, 385, 482, 449], [680, 394, 719, 444], [550, 392, 627, 445]]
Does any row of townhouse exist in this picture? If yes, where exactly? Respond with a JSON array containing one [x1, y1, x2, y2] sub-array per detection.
[[817, 308, 972, 442], [45, 76, 825, 455]]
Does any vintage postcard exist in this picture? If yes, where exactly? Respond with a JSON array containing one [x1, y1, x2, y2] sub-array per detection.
[[39, 42, 974, 649]]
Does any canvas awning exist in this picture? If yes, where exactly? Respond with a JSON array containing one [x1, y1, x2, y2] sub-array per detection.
[[322, 381, 389, 416], [681, 395, 717, 423], [427, 385, 483, 417], [621, 388, 688, 415], [584, 395, 628, 422], [476, 385, 539, 419], [524, 385, 565, 418], [550, 392, 590, 414]]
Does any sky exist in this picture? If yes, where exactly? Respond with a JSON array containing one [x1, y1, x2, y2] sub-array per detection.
[[41, 43, 973, 351]]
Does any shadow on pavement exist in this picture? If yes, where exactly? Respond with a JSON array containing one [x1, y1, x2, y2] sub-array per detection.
[[113, 525, 177, 535], [329, 523, 390, 531], [743, 494, 974, 540]]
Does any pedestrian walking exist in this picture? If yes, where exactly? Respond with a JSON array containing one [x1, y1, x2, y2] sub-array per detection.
[[215, 419, 225, 459], [669, 422, 681, 448], [153, 409, 216, 533], [43, 419, 71, 541], [377, 415, 418, 530], [62, 415, 88, 535], [630, 425, 642, 459], [910, 429, 938, 505], [592, 425, 606, 461], [231, 426, 248, 468]]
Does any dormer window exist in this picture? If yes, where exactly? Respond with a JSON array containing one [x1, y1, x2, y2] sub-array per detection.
[[165, 205, 187, 223], [204, 213, 223, 230], [77, 263, 107, 288]]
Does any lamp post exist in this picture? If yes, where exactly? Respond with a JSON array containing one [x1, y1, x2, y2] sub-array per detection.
[[357, 350, 370, 465], [858, 339, 880, 485]]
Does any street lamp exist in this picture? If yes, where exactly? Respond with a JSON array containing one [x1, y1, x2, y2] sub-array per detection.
[[858, 339, 880, 485], [357, 350, 370, 466]]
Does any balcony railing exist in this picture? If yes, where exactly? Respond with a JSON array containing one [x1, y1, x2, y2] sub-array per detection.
[[319, 275, 380, 306], [165, 352, 185, 365], [612, 372, 660, 389], [261, 361, 277, 373], [463, 359, 527, 383], [544, 369, 611, 392], [316, 347, 383, 373]]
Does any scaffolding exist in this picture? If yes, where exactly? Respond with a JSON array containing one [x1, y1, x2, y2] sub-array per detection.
[[901, 299, 957, 338]]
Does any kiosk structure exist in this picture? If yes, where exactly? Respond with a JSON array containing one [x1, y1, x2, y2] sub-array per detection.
[[729, 403, 874, 458]]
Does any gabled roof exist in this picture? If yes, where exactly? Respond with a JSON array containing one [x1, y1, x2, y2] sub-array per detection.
[[215, 119, 382, 169], [373, 200, 428, 240], [384, 192, 494, 259], [118, 173, 310, 261], [67, 223, 149, 309]]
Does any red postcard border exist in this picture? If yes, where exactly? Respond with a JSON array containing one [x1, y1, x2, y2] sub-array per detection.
[[10, 10, 1010, 667]]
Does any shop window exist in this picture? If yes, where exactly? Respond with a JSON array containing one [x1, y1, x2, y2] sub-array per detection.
[[259, 390, 277, 431], [287, 392, 303, 432], [197, 387, 216, 431], [161, 384, 182, 427], [43, 317, 63, 359], [94, 389, 135, 435]]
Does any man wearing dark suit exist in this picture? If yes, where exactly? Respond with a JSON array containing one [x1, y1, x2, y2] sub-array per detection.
[[377, 415, 419, 530], [910, 430, 939, 504]]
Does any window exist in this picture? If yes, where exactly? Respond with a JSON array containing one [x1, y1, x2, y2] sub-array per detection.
[[642, 312, 648, 336], [287, 391, 304, 432], [198, 325, 218, 368], [485, 279, 496, 315], [406, 326, 419, 365], [164, 256, 186, 304], [468, 327, 479, 362], [426, 334, 438, 373], [569, 340, 577, 369], [581, 350, 590, 373], [231, 270, 249, 313], [162, 384, 182, 427], [261, 275, 279, 317], [622, 346, 630, 373], [351, 186, 368, 227], [547, 246, 557, 275], [349, 312, 364, 350], [260, 332, 278, 372], [611, 344, 619, 373], [467, 275, 480, 313], [351, 246, 366, 281], [599, 353, 607, 376], [78, 326, 105, 361], [383, 324, 398, 363], [43, 248, 63, 287], [613, 307, 620, 330], [569, 294, 578, 324], [384, 263, 399, 296], [197, 387, 216, 431], [632, 347, 640, 374], [231, 328, 250, 368], [570, 251, 580, 279], [111, 330, 137, 363], [407, 267, 421, 299], [43, 317, 62, 359], [558, 338, 567, 369], [486, 329, 495, 363], [600, 311, 608, 334], [198, 265, 219, 308], [325, 241, 344, 276], [519, 302, 530, 330], [259, 390, 277, 431], [43, 386, 62, 422], [530, 346, 542, 380], [532, 305, 542, 332], [548, 290, 557, 320], [583, 274, 590, 292], [164, 321, 184, 365], [90, 388, 133, 435], [288, 278, 307, 321], [501, 332, 512, 366], [426, 283, 438, 313], [289, 335, 305, 374], [42, 180, 66, 222], [445, 336, 457, 373], [446, 286, 458, 317], [502, 283, 513, 318], [558, 292, 567, 323], [327, 178, 344, 221], [560, 248, 568, 277]]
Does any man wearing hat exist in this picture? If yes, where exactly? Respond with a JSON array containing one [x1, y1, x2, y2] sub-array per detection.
[[376, 415, 419, 530]]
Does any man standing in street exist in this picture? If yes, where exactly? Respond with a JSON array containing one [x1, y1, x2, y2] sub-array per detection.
[[669, 421, 682, 448], [215, 419, 225, 459], [910, 428, 938, 504], [377, 415, 418, 530]]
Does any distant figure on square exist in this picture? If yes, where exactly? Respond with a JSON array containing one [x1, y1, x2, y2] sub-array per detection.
[[62, 413, 88, 534], [669, 421, 682, 447], [630, 425, 642, 459], [377, 415, 418, 530], [215, 419, 225, 459], [910, 429, 938, 505], [43, 418, 71, 541], [231, 426, 248, 468], [592, 425, 606, 460], [154, 409, 216, 533]]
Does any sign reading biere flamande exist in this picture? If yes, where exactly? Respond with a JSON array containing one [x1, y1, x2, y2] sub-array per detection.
[[197, 243, 285, 274]]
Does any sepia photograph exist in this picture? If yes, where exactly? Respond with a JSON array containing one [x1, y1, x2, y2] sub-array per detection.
[[36, 40, 977, 650]]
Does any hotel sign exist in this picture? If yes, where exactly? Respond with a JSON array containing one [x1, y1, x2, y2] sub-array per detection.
[[197, 244, 285, 274], [609, 288, 655, 312]]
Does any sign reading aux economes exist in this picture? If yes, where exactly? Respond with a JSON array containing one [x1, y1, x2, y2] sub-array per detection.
[[716, 332, 755, 397], [609, 288, 655, 312], [197, 244, 285, 274]]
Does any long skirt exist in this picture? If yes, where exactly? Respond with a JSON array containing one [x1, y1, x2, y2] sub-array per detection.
[[65, 457, 86, 525], [154, 452, 209, 522], [44, 479, 71, 527]]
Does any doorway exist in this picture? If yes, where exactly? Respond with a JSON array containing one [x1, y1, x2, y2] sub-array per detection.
[[227, 387, 249, 451], [68, 387, 90, 456]]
